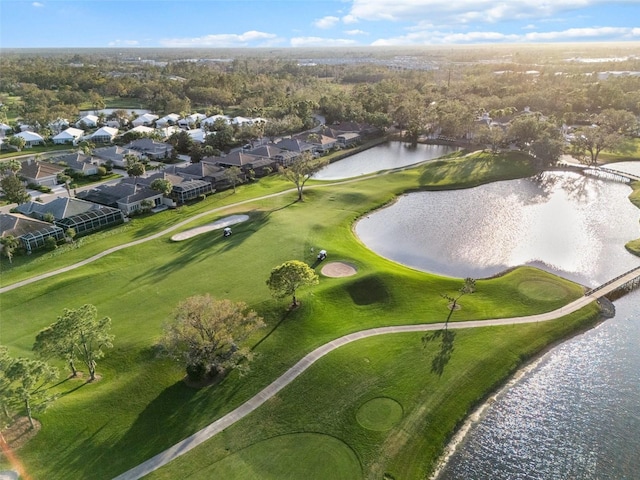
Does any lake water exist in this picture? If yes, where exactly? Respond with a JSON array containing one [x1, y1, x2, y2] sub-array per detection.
[[438, 288, 640, 480], [345, 155, 640, 479], [313, 142, 457, 180], [355, 170, 640, 286]]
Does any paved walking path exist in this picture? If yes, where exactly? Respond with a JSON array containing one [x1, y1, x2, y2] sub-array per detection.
[[112, 267, 640, 480]]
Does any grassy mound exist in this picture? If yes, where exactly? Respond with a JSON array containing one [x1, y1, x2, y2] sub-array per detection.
[[192, 433, 361, 480], [356, 397, 404, 431]]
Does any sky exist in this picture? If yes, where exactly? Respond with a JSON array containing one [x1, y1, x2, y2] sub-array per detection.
[[0, 0, 639, 49]]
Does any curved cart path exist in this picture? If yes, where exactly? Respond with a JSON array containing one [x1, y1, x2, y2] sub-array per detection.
[[112, 269, 640, 480]]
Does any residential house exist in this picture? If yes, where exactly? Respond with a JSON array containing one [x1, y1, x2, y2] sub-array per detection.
[[77, 183, 164, 215], [75, 115, 99, 128], [249, 144, 297, 166], [15, 131, 44, 147], [55, 152, 100, 176], [173, 161, 232, 191], [293, 133, 337, 153], [131, 113, 159, 127], [209, 151, 276, 178], [202, 114, 231, 127], [93, 145, 140, 168], [0, 213, 65, 253], [127, 125, 155, 136], [156, 125, 181, 140], [123, 138, 173, 160], [0, 123, 13, 135], [275, 138, 315, 156], [187, 128, 208, 143], [16, 196, 102, 221], [131, 171, 213, 204], [337, 132, 361, 147], [52, 127, 84, 145], [156, 113, 181, 128], [20, 159, 65, 187], [178, 113, 206, 128], [90, 126, 118, 143]]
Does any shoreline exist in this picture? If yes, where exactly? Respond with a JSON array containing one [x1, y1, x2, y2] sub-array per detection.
[[428, 305, 610, 479], [428, 354, 547, 479]]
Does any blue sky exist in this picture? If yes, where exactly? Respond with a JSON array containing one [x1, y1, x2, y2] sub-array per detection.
[[1, 0, 639, 48]]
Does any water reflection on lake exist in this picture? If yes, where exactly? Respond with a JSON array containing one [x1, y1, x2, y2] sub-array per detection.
[[438, 287, 640, 480], [355, 171, 640, 285], [313, 142, 457, 180]]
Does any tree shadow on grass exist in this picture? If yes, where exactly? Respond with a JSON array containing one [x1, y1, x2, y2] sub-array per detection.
[[129, 210, 270, 285], [422, 329, 456, 377], [98, 373, 244, 478]]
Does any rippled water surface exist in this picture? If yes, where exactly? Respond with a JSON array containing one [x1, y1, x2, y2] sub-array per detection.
[[356, 171, 640, 285], [313, 142, 456, 180], [438, 289, 640, 480]]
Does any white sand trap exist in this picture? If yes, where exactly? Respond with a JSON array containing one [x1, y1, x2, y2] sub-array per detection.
[[171, 215, 250, 241], [321, 261, 357, 277]]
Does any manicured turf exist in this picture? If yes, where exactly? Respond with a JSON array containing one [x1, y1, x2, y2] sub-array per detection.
[[0, 149, 608, 479], [356, 397, 404, 431], [185, 433, 362, 480]]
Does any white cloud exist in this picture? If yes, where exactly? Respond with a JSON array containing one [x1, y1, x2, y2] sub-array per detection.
[[314, 16, 340, 29], [342, 14, 359, 24], [290, 37, 358, 47], [32, 2, 44, 7], [160, 31, 280, 48], [347, 0, 637, 24], [108, 39, 140, 47], [345, 29, 367, 36], [370, 25, 640, 46], [524, 26, 637, 41]]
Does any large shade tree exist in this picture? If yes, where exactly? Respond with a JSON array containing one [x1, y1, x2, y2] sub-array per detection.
[[279, 151, 329, 201], [160, 295, 265, 382], [266, 260, 319, 308], [33, 304, 114, 382], [5, 356, 58, 429]]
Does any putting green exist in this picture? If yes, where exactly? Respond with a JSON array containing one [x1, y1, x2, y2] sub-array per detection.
[[517, 279, 572, 302], [196, 433, 361, 479], [356, 397, 403, 431]]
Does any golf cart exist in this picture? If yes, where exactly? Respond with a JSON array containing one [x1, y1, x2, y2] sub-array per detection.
[[317, 249, 327, 261]]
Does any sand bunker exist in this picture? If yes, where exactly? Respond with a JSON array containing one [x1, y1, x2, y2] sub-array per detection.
[[171, 214, 249, 241], [321, 262, 357, 277]]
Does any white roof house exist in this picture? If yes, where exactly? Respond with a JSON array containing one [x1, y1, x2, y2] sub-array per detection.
[[15, 131, 45, 147], [156, 113, 181, 128], [90, 126, 119, 143], [231, 116, 253, 125], [156, 125, 181, 140], [128, 125, 155, 135], [187, 128, 209, 143], [131, 113, 159, 127], [52, 127, 84, 144], [202, 114, 231, 127], [76, 115, 99, 128], [0, 123, 12, 134], [178, 113, 206, 128]]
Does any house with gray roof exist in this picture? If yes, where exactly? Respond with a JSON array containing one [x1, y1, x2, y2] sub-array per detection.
[[123, 138, 173, 160], [93, 145, 140, 168], [249, 144, 298, 166], [77, 182, 164, 215], [0, 213, 65, 253], [55, 152, 100, 176], [20, 159, 65, 186], [275, 138, 315, 155], [15, 197, 102, 221]]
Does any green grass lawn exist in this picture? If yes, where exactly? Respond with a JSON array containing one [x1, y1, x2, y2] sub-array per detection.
[[599, 137, 640, 163], [0, 150, 607, 479]]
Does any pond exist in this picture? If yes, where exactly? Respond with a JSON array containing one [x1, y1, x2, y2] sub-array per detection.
[[313, 142, 458, 180], [355, 170, 640, 286]]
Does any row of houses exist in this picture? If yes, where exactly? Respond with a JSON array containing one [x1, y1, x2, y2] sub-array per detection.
[[2, 121, 378, 254]]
